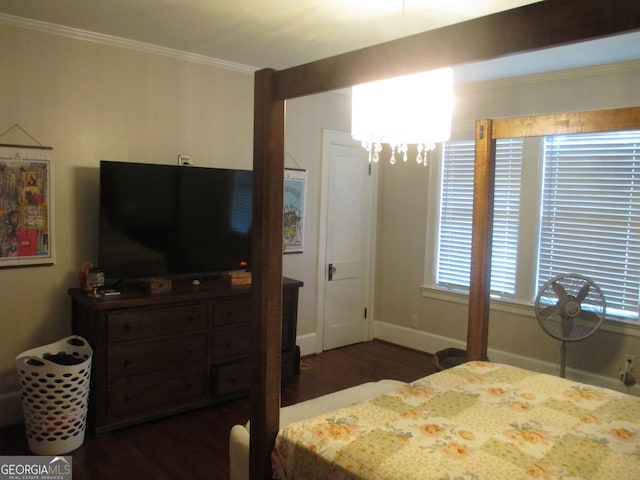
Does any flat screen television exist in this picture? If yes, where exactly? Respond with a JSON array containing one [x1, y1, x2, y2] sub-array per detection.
[[99, 160, 252, 283]]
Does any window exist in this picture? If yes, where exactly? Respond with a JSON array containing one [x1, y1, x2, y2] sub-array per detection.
[[432, 130, 640, 324], [437, 138, 523, 296], [539, 132, 640, 321]]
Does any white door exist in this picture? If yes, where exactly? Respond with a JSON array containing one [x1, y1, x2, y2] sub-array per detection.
[[319, 130, 376, 351]]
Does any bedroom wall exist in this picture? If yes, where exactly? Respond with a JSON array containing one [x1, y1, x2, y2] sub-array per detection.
[[375, 61, 640, 393], [0, 22, 254, 425]]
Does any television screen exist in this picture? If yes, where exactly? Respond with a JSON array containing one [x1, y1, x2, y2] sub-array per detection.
[[99, 161, 252, 282]]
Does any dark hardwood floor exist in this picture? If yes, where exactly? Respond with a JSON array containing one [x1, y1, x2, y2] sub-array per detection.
[[0, 340, 435, 479]]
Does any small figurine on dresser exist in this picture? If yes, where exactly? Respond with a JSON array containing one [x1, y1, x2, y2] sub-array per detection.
[[79, 261, 94, 292]]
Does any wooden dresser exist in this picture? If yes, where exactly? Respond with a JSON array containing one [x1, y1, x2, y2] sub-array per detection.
[[69, 277, 302, 435]]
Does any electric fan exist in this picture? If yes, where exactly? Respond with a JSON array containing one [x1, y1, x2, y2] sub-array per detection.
[[534, 274, 606, 377]]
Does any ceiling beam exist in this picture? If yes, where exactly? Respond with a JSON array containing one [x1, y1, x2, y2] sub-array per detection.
[[274, 0, 640, 100]]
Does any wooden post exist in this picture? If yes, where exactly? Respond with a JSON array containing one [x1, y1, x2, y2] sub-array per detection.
[[467, 119, 495, 361], [251, 68, 285, 480]]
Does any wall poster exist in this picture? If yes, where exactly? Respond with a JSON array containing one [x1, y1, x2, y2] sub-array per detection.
[[283, 168, 306, 254], [0, 145, 54, 268]]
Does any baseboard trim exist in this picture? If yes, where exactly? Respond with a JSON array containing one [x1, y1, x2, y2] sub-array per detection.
[[0, 391, 23, 428], [372, 321, 639, 396]]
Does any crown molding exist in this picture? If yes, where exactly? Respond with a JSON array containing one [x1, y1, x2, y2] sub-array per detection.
[[0, 12, 257, 75]]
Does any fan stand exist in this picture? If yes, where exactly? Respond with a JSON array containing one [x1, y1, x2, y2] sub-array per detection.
[[560, 340, 567, 378]]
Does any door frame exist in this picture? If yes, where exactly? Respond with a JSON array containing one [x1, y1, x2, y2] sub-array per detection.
[[315, 129, 379, 353]]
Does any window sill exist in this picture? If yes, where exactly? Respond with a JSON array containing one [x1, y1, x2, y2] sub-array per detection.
[[419, 284, 640, 338]]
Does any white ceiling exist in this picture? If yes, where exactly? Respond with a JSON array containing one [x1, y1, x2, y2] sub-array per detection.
[[1, 0, 639, 83]]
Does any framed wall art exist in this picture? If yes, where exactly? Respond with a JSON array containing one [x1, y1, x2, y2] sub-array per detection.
[[283, 168, 306, 254], [0, 144, 54, 268]]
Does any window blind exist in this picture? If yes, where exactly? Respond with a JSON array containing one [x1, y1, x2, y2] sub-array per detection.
[[438, 138, 523, 294], [539, 131, 640, 320]]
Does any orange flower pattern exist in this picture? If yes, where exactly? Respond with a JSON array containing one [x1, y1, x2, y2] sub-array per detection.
[[419, 423, 443, 436], [442, 441, 470, 459], [273, 362, 640, 480], [312, 422, 358, 441], [502, 426, 549, 446], [611, 427, 635, 442]]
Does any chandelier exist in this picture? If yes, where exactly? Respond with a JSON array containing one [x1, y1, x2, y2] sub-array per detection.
[[351, 68, 454, 166]]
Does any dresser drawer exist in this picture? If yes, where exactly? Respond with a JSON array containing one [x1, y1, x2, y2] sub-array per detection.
[[108, 335, 206, 380], [107, 304, 207, 342], [212, 361, 250, 397], [213, 298, 252, 326], [211, 323, 251, 361], [107, 366, 206, 418]]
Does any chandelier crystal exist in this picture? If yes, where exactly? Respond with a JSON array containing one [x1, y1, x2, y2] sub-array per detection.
[[351, 68, 454, 166]]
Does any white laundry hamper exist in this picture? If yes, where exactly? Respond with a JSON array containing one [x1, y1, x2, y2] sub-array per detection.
[[15, 335, 92, 455]]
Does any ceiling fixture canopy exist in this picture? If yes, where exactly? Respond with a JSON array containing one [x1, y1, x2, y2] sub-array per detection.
[[351, 68, 454, 166]]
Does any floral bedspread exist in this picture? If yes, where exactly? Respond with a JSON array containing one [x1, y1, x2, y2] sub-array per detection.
[[272, 361, 640, 479]]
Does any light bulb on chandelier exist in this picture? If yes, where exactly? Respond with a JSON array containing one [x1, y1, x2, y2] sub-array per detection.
[[351, 68, 454, 166]]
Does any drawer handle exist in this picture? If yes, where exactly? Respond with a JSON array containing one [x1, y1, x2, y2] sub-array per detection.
[[123, 324, 132, 333], [186, 316, 194, 323], [123, 395, 131, 403]]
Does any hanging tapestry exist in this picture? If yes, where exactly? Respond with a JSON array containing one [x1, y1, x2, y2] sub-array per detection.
[[0, 145, 54, 267]]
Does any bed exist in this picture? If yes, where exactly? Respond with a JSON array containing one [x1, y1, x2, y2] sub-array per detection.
[[271, 362, 640, 479], [249, 2, 640, 478]]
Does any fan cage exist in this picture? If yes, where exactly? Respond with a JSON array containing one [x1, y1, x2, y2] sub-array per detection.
[[535, 273, 606, 342]]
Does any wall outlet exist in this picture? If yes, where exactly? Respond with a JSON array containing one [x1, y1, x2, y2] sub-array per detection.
[[409, 314, 418, 329]]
